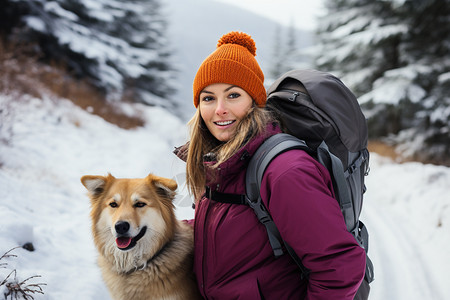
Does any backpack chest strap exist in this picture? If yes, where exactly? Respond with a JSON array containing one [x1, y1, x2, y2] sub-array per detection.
[[205, 186, 247, 205], [205, 186, 287, 259]]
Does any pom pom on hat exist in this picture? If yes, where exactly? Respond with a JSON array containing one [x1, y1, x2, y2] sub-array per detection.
[[217, 31, 257, 56], [193, 31, 266, 108]]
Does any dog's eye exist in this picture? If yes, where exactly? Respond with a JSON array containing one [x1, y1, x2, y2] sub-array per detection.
[[109, 202, 118, 208], [134, 202, 146, 208]]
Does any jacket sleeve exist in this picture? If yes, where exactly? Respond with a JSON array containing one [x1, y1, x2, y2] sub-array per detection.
[[261, 150, 366, 300]]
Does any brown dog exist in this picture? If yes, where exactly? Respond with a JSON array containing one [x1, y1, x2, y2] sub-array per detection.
[[81, 173, 201, 300]]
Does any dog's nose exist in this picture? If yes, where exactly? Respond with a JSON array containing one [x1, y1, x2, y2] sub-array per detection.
[[115, 221, 130, 235]]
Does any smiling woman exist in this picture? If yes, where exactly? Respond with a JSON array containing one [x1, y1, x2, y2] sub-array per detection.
[[175, 30, 366, 300], [184, 31, 270, 200]]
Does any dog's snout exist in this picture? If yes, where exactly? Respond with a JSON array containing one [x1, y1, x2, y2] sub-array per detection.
[[115, 221, 130, 235]]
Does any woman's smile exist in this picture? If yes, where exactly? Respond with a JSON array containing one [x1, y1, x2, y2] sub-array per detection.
[[214, 120, 235, 126]]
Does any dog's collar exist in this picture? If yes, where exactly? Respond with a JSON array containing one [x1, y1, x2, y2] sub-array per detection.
[[124, 240, 171, 275]]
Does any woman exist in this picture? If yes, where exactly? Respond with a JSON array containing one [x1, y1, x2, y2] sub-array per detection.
[[176, 31, 366, 299]]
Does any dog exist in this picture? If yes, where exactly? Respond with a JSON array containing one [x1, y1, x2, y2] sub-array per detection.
[[81, 173, 201, 300]]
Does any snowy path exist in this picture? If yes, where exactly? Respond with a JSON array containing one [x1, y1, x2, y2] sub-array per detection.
[[361, 157, 450, 300], [364, 201, 444, 299]]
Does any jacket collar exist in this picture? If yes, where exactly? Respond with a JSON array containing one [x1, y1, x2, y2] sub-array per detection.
[[205, 122, 281, 187], [173, 122, 282, 189]]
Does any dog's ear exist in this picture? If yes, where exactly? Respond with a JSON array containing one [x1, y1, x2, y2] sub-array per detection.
[[81, 174, 115, 196], [146, 174, 177, 198]]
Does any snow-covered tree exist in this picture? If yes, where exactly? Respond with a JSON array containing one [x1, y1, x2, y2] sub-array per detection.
[[268, 25, 284, 81], [267, 23, 313, 84], [315, 0, 450, 165], [1, 0, 177, 108]]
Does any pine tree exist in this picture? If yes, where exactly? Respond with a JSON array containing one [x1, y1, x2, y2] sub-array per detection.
[[268, 25, 284, 83], [268, 22, 312, 84], [283, 21, 298, 72], [315, 0, 450, 165], [315, 0, 404, 95], [1, 0, 177, 108], [111, 0, 177, 102]]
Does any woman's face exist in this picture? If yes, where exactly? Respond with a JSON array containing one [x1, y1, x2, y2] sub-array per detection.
[[199, 83, 253, 142]]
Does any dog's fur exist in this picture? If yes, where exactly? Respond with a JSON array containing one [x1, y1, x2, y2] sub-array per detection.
[[81, 173, 201, 300]]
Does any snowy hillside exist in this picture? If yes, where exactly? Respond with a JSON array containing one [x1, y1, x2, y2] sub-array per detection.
[[1, 92, 449, 299]]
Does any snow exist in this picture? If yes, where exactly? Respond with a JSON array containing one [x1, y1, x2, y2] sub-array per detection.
[[430, 106, 450, 124], [346, 24, 408, 45], [359, 66, 429, 105], [1, 92, 449, 299], [24, 16, 47, 33], [438, 72, 450, 84], [362, 156, 450, 299], [44, 2, 79, 22]]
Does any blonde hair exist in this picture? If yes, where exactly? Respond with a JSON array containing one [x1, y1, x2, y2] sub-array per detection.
[[186, 104, 273, 201]]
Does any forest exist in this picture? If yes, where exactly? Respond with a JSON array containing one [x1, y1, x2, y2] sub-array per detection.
[[1, 0, 448, 165]]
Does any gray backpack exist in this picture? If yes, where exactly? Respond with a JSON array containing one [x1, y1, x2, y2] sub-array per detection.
[[208, 70, 374, 299]]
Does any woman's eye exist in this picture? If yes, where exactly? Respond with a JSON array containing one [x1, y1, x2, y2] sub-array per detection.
[[134, 202, 146, 208], [202, 95, 214, 102], [109, 202, 118, 208], [228, 92, 241, 99]]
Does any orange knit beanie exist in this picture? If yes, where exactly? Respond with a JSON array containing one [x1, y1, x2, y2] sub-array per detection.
[[193, 31, 266, 108]]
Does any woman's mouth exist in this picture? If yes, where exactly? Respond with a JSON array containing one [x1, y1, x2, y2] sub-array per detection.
[[214, 120, 235, 127]]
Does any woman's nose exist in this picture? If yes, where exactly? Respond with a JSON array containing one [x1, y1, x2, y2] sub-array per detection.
[[215, 98, 228, 115]]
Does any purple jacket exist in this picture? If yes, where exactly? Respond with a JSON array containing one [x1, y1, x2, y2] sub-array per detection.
[[192, 124, 365, 299]]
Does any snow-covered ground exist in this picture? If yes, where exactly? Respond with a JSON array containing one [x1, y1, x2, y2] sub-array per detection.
[[1, 94, 449, 299]]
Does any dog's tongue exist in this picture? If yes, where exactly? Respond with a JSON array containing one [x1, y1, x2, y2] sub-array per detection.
[[116, 237, 132, 249]]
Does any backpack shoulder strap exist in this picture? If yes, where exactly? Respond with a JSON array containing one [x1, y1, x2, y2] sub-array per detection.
[[245, 133, 311, 279], [245, 133, 310, 202], [317, 142, 370, 235], [316, 141, 355, 232]]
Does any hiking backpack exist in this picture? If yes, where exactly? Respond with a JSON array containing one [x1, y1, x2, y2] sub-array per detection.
[[208, 69, 374, 299]]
